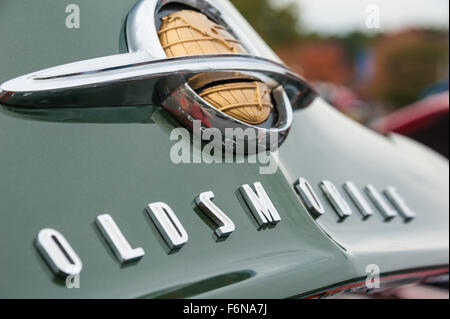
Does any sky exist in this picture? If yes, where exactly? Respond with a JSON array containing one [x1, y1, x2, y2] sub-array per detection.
[[271, 0, 449, 35]]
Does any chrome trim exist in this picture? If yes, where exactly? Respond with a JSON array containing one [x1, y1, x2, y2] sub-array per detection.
[[365, 185, 397, 221], [162, 82, 293, 152], [384, 187, 416, 222], [126, 0, 267, 58], [343, 181, 373, 220], [0, 54, 312, 109], [294, 177, 325, 219], [146, 202, 188, 249], [0, 54, 310, 153], [319, 180, 352, 221], [96, 214, 145, 264], [195, 191, 235, 237], [126, 0, 165, 57], [35, 228, 83, 278], [0, 0, 317, 153], [240, 182, 281, 227]]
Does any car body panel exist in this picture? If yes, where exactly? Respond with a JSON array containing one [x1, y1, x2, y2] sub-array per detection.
[[0, 0, 448, 298]]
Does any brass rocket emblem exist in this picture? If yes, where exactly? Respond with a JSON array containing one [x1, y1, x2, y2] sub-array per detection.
[[158, 10, 273, 125]]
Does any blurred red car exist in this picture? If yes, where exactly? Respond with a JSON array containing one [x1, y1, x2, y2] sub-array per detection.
[[371, 91, 449, 158]]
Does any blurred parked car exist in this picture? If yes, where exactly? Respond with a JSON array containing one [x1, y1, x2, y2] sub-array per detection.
[[371, 91, 449, 158]]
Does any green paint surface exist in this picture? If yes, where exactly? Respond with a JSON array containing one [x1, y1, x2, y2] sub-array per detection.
[[0, 0, 448, 298]]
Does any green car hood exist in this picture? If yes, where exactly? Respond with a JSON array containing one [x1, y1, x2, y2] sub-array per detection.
[[0, 0, 448, 298]]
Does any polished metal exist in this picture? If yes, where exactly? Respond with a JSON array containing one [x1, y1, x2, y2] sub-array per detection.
[[384, 187, 416, 222], [294, 177, 325, 219], [0, 54, 312, 153], [96, 214, 145, 263], [162, 82, 293, 153], [195, 191, 235, 237], [146, 202, 189, 249], [365, 185, 397, 221], [0, 54, 312, 109], [343, 181, 373, 220], [240, 182, 281, 227], [126, 0, 165, 57], [0, 0, 317, 154], [35, 228, 83, 278], [319, 181, 352, 220], [127, 0, 266, 58]]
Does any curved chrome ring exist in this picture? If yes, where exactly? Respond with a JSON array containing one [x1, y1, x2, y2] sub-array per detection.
[[0, 53, 315, 153], [0, 53, 315, 110], [126, 0, 266, 58], [123, 0, 317, 153], [0, 0, 318, 153]]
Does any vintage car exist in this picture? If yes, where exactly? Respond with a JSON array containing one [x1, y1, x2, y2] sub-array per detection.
[[0, 0, 448, 299]]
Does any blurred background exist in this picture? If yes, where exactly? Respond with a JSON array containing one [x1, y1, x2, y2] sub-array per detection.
[[231, 0, 449, 158]]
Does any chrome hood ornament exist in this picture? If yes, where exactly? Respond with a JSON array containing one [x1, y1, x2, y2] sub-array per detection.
[[0, 0, 316, 153]]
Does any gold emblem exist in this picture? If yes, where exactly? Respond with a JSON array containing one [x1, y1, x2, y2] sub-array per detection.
[[158, 10, 273, 125]]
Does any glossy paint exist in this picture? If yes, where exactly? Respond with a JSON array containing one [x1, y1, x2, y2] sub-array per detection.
[[0, 0, 448, 298]]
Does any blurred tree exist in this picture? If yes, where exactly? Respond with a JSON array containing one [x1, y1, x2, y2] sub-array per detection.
[[369, 30, 449, 109], [230, 0, 301, 47], [339, 31, 377, 60]]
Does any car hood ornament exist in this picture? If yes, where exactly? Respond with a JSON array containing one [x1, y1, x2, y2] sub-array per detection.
[[158, 9, 273, 125], [0, 0, 316, 153]]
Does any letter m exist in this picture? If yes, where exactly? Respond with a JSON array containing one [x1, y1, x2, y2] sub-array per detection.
[[240, 182, 281, 227]]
